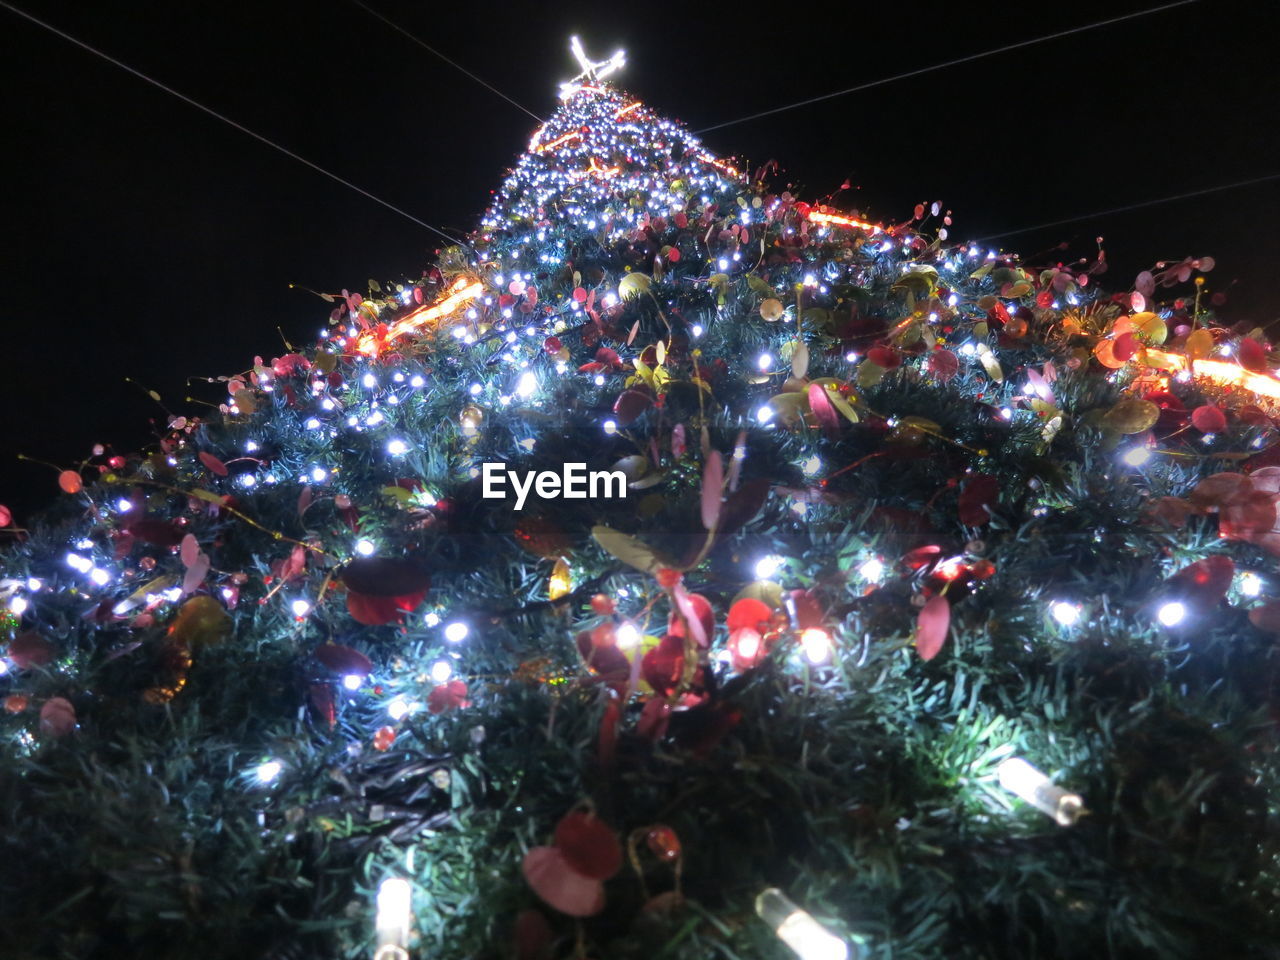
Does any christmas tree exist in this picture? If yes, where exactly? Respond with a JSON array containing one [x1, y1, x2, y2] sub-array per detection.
[[3, 39, 1279, 960]]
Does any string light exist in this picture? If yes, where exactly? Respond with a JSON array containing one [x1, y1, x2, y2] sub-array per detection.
[[615, 622, 641, 650], [1157, 601, 1186, 626], [254, 760, 283, 784], [444, 622, 469, 643], [857, 557, 884, 582], [755, 888, 851, 960], [430, 660, 453, 684], [355, 539, 376, 556], [342, 674, 363, 691], [1050, 601, 1081, 627], [374, 877, 413, 960], [1239, 572, 1263, 597], [799, 628, 833, 665], [291, 599, 311, 618], [1121, 446, 1152, 467], [996, 757, 1084, 826], [755, 555, 783, 579]]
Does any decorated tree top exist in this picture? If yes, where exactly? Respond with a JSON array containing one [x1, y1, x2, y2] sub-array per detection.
[[477, 38, 744, 249]]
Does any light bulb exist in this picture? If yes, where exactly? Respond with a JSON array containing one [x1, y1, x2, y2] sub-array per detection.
[[355, 539, 375, 556], [387, 439, 408, 456], [800, 628, 833, 665], [603, 420, 618, 435], [311, 466, 328, 482], [858, 558, 884, 582], [757, 404, 775, 424], [615, 622, 641, 650], [801, 456, 822, 477], [342, 674, 363, 691], [255, 760, 283, 784], [1121, 446, 1152, 468], [430, 660, 453, 684], [375, 877, 412, 954], [757, 352, 773, 371], [387, 698, 412, 720], [1157, 601, 1186, 626], [996, 757, 1083, 826], [444, 622, 469, 643], [8, 596, 28, 615], [291, 599, 311, 618], [515, 371, 538, 398], [755, 888, 851, 960], [755, 555, 782, 579], [1050, 601, 1081, 627], [1239, 572, 1262, 597], [362, 373, 378, 389]]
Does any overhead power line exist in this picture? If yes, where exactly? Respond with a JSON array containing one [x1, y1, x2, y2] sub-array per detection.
[[350, 0, 543, 123], [0, 0, 459, 244], [696, 0, 1197, 134], [971, 172, 1280, 243]]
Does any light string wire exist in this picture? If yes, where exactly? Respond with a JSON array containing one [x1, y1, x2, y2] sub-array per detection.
[[695, 0, 1198, 133], [972, 172, 1280, 242], [349, 0, 543, 123], [0, 0, 459, 244]]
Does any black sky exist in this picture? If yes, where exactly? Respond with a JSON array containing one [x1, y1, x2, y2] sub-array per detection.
[[2, 0, 1277, 521]]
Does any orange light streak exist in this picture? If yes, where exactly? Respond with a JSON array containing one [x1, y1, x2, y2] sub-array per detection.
[[697, 151, 741, 179], [572, 157, 621, 180], [534, 130, 582, 153], [807, 210, 882, 234], [615, 102, 641, 119], [354, 277, 483, 356], [1142, 348, 1280, 401]]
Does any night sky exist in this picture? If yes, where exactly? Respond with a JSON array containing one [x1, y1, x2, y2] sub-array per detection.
[[2, 0, 1276, 522]]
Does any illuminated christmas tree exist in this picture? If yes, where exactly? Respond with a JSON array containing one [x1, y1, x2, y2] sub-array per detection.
[[3, 38, 1279, 960]]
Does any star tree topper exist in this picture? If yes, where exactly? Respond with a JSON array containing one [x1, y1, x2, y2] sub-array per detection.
[[558, 35, 626, 100]]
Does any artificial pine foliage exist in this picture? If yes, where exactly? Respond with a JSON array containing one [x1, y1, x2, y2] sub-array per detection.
[[3, 59, 1279, 960]]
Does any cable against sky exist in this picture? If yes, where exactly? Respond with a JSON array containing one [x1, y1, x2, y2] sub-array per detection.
[[972, 172, 1280, 243], [0, 0, 459, 244], [696, 0, 1197, 133], [350, 0, 543, 123]]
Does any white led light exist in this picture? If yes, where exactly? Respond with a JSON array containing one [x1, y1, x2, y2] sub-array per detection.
[[311, 466, 327, 483], [469, 383, 482, 396], [444, 622, 469, 643], [756, 888, 849, 960], [291, 599, 311, 617], [387, 697, 411, 720], [66, 552, 91, 572], [245, 440, 259, 452], [615, 622, 641, 650], [239, 474, 257, 488], [856, 558, 883, 583], [691, 324, 704, 337], [89, 568, 110, 586], [996, 757, 1083, 826], [430, 660, 453, 684], [387, 439, 408, 456], [757, 353, 773, 372], [800, 628, 833, 665], [117, 498, 133, 512], [1240, 572, 1263, 597], [26, 578, 42, 591], [255, 760, 283, 784], [362, 373, 378, 389], [8, 596, 28, 615], [410, 374, 425, 388], [757, 404, 775, 424], [1051, 601, 1081, 627], [342, 674, 363, 691], [755, 555, 783, 579], [1157, 601, 1186, 626], [603, 420, 618, 435], [355, 539, 375, 557], [801, 456, 821, 477], [375, 878, 413, 954], [1121, 447, 1152, 467]]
